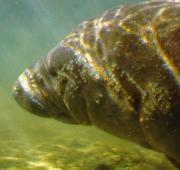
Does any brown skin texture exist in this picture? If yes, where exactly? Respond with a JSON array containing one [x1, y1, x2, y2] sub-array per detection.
[[14, 1, 180, 165]]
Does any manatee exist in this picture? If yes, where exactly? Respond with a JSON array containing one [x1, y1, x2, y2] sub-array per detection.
[[13, 0, 180, 165]]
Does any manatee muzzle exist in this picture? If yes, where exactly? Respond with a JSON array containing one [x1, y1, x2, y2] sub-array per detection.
[[13, 69, 49, 117]]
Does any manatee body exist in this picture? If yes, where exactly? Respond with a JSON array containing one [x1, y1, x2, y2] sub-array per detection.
[[13, 0, 180, 164]]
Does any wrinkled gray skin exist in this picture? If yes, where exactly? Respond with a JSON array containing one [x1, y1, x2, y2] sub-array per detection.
[[13, 0, 180, 165]]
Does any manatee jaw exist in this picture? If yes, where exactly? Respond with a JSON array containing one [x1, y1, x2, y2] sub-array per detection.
[[13, 69, 49, 117]]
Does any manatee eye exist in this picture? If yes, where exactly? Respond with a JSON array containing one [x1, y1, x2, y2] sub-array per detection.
[[49, 67, 58, 77], [47, 46, 75, 77]]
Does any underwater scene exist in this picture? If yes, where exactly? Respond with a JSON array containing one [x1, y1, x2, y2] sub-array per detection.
[[0, 0, 179, 169]]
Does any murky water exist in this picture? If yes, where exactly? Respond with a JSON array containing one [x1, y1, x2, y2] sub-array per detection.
[[0, 0, 178, 169]]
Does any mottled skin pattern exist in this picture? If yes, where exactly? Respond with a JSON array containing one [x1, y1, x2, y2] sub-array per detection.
[[13, 0, 180, 164]]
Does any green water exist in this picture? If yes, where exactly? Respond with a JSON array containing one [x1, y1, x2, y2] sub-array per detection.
[[0, 0, 177, 169]]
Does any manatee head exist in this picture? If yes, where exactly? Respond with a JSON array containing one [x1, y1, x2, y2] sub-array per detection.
[[13, 45, 86, 124]]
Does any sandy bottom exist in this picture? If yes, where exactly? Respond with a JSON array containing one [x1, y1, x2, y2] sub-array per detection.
[[0, 134, 177, 170]]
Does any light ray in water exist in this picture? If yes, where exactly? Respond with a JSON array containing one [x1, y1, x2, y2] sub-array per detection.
[[25, 0, 61, 39]]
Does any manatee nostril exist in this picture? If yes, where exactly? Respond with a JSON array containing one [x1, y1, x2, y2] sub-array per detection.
[[36, 75, 45, 86], [13, 80, 22, 97]]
